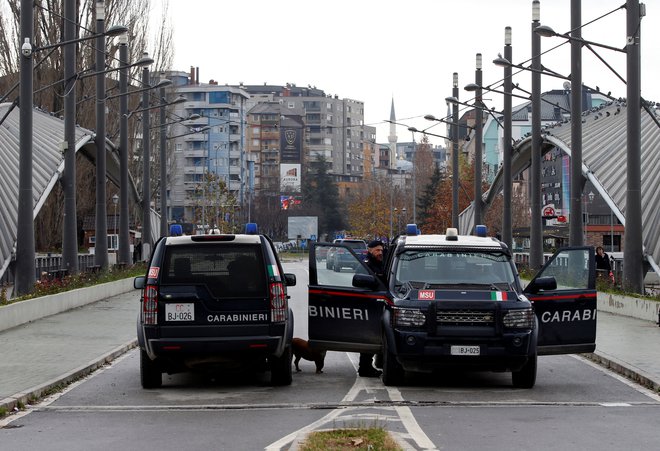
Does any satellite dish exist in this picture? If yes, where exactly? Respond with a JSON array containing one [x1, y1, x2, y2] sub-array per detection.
[[563, 81, 571, 90]]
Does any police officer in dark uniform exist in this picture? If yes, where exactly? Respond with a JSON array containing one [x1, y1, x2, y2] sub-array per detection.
[[358, 240, 386, 377]]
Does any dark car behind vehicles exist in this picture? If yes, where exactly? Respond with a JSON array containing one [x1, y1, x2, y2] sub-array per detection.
[[134, 224, 296, 388], [326, 239, 368, 271], [309, 225, 597, 388]]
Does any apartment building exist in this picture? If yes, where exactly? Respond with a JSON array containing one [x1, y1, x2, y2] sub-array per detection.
[[166, 69, 250, 224]]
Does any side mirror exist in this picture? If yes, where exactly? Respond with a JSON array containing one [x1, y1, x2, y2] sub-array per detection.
[[526, 276, 557, 294], [134, 276, 145, 290], [353, 273, 379, 290], [284, 273, 296, 287]]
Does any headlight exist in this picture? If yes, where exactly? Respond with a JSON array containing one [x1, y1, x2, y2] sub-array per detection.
[[393, 307, 426, 327], [503, 308, 535, 329]]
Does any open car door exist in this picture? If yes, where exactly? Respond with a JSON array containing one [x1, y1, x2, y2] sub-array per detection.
[[308, 243, 388, 353], [524, 247, 597, 355]]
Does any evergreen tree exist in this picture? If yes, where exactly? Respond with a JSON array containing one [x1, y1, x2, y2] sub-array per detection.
[[417, 163, 443, 228], [302, 157, 346, 240]]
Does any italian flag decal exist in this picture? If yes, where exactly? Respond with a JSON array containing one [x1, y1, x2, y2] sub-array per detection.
[[491, 292, 508, 301], [267, 264, 280, 277]]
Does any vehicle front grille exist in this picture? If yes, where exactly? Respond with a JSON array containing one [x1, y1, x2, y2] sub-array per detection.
[[436, 310, 494, 326]]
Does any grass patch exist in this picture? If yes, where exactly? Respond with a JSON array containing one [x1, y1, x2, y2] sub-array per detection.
[[299, 427, 402, 451], [1, 263, 147, 305]]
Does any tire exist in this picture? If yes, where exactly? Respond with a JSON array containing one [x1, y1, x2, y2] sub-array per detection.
[[140, 349, 162, 389], [270, 345, 293, 386], [512, 354, 537, 388], [333, 263, 341, 272], [382, 339, 404, 386]]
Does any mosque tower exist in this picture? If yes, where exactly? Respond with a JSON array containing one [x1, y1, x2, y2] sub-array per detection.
[[387, 98, 398, 168]]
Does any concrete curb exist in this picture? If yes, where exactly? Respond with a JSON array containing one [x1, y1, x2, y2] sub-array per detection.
[[0, 278, 134, 333], [597, 291, 660, 323], [586, 351, 660, 393], [0, 339, 137, 415]]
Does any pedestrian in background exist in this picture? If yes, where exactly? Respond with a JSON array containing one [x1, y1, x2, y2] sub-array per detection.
[[595, 246, 613, 283]]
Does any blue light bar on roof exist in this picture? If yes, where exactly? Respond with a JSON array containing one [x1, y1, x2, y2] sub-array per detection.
[[406, 224, 418, 236], [475, 225, 488, 237], [245, 223, 258, 234]]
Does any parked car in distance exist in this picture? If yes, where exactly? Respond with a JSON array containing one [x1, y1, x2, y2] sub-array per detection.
[[134, 223, 296, 388], [326, 238, 368, 271]]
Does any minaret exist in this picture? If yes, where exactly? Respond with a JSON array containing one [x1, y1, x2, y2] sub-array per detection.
[[387, 98, 398, 168]]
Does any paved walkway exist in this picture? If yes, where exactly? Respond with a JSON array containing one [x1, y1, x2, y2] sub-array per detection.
[[1, 292, 659, 414]]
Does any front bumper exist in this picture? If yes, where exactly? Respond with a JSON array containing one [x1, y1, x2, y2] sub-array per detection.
[[391, 328, 535, 373]]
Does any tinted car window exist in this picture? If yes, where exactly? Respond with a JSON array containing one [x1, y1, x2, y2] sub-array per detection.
[[161, 243, 267, 298], [394, 250, 515, 290]]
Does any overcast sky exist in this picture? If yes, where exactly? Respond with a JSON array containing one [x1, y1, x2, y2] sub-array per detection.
[[154, 0, 659, 146]]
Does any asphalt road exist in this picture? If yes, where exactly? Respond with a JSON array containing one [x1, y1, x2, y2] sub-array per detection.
[[2, 260, 659, 450]]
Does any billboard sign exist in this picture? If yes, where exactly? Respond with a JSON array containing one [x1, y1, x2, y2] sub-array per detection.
[[280, 163, 301, 193], [280, 126, 302, 162], [288, 216, 318, 240]]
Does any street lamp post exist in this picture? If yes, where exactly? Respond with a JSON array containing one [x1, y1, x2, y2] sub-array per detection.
[[530, 0, 543, 270], [451, 73, 460, 230], [583, 190, 594, 244], [16, 0, 35, 295], [142, 65, 151, 260], [160, 81, 168, 237], [569, 0, 584, 249], [94, 0, 109, 269], [411, 130, 416, 224], [118, 35, 130, 265], [61, 0, 78, 275], [503, 26, 514, 250], [624, 0, 644, 292], [112, 193, 119, 240], [474, 53, 484, 230]]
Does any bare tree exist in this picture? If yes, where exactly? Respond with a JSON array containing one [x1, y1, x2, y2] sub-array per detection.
[[0, 0, 174, 251]]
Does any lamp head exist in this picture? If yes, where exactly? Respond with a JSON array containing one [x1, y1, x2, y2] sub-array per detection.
[[106, 25, 129, 37], [535, 24, 556, 38], [153, 79, 172, 89], [118, 31, 128, 45], [476, 53, 482, 70], [424, 114, 437, 121], [135, 54, 155, 67], [493, 56, 512, 67], [464, 83, 480, 92], [505, 26, 512, 45], [445, 96, 459, 105], [453, 72, 458, 88], [408, 127, 419, 133]]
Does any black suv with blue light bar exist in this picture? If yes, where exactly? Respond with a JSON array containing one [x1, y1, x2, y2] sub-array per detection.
[[309, 225, 596, 388], [134, 223, 296, 388]]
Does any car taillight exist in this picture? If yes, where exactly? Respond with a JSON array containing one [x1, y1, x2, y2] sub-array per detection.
[[269, 282, 287, 323], [142, 284, 158, 325]]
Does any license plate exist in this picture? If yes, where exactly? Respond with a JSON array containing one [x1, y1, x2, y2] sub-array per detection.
[[165, 303, 194, 321], [450, 345, 480, 356]]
